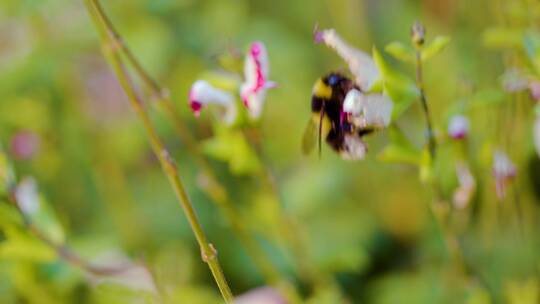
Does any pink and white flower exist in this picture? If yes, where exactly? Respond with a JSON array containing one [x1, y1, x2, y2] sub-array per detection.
[[189, 41, 275, 123], [314, 28, 380, 91], [189, 80, 237, 125], [240, 41, 276, 119], [448, 115, 470, 140]]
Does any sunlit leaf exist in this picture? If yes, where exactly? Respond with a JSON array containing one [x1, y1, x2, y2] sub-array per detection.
[[385, 41, 415, 63], [421, 36, 450, 61], [0, 226, 57, 263], [372, 47, 419, 119]]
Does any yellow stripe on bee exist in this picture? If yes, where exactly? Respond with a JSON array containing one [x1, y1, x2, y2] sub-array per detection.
[[312, 79, 332, 99], [311, 112, 331, 138]]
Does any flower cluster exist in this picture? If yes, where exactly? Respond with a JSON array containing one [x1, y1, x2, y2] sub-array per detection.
[[188, 41, 275, 125]]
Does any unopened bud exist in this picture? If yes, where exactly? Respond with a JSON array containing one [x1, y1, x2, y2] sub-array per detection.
[[411, 21, 426, 47]]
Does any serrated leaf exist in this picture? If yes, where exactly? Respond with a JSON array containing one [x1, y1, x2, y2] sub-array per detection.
[[483, 27, 523, 49], [372, 47, 420, 119], [422, 36, 450, 61], [378, 125, 421, 164], [385, 41, 415, 63]]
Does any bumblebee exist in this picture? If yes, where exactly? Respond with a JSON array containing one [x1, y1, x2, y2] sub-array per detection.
[[302, 73, 374, 159]]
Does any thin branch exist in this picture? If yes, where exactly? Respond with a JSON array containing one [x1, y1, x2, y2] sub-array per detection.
[[84, 1, 233, 301], [412, 22, 437, 160]]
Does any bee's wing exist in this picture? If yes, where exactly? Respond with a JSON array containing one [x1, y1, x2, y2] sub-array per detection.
[[301, 118, 318, 155]]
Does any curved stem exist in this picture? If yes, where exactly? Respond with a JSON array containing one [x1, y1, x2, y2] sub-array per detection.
[[84, 1, 233, 301]]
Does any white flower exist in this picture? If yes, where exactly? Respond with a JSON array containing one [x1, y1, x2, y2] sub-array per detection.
[[342, 89, 393, 129], [340, 134, 368, 160], [448, 115, 470, 139], [315, 28, 380, 91], [189, 80, 237, 125], [493, 150, 516, 200], [534, 115, 540, 158], [240, 41, 276, 119], [14, 177, 40, 216]]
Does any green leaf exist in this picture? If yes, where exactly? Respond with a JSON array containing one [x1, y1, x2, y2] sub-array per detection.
[[421, 36, 450, 61], [202, 126, 261, 175], [372, 47, 420, 119], [483, 27, 523, 49], [378, 125, 421, 165], [0, 203, 24, 229], [0, 227, 57, 263], [385, 41, 415, 63]]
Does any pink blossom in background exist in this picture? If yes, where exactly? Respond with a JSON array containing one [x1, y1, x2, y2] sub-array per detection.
[[10, 130, 40, 160], [448, 115, 470, 140]]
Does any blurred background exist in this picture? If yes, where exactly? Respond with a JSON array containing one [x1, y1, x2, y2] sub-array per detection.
[[1, 0, 540, 303]]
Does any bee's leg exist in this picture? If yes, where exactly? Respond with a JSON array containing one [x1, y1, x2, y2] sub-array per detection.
[[358, 127, 375, 137]]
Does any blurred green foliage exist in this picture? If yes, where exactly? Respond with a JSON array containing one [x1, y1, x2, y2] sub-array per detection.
[[1, 0, 540, 303]]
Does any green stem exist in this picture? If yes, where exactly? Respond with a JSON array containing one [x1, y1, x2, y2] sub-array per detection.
[[84, 1, 233, 301], [415, 51, 437, 160]]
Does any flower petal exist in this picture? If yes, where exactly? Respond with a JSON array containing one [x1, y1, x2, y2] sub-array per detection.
[[14, 177, 40, 216], [340, 134, 367, 160], [189, 80, 237, 124], [315, 28, 379, 91], [240, 41, 275, 119], [343, 89, 393, 128]]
